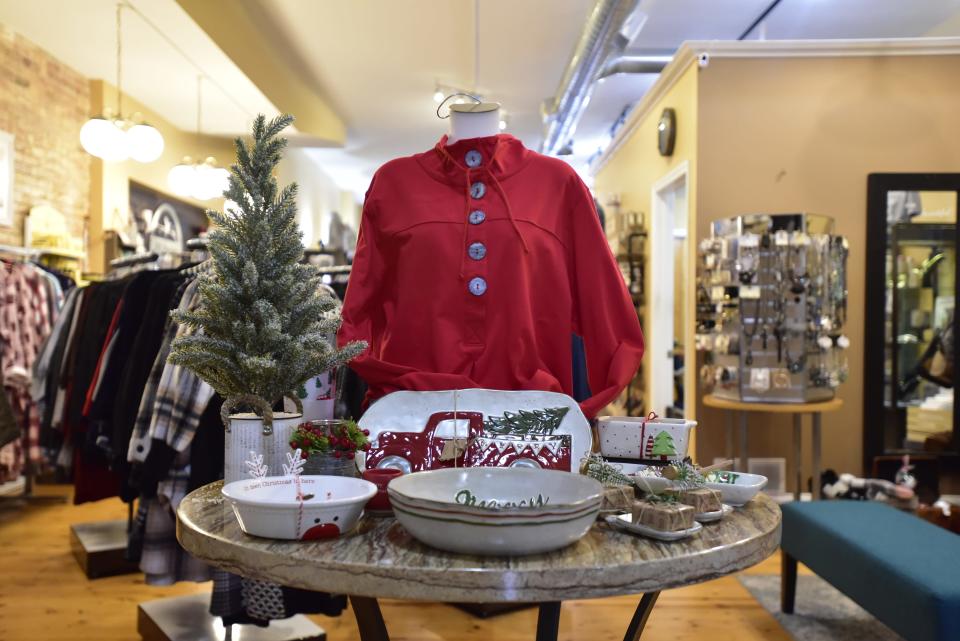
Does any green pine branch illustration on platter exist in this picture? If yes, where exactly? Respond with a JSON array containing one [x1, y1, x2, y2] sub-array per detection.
[[167, 114, 366, 428], [482, 407, 570, 435]]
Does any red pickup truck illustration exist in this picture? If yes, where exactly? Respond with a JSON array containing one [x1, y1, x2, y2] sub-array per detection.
[[365, 410, 572, 473]]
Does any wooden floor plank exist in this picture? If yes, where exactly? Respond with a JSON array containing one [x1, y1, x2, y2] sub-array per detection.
[[0, 486, 793, 641]]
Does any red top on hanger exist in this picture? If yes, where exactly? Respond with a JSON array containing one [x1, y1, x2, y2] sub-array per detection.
[[336, 133, 644, 418]]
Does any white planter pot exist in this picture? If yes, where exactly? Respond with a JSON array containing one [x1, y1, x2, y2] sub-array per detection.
[[224, 412, 303, 483], [597, 416, 697, 461]]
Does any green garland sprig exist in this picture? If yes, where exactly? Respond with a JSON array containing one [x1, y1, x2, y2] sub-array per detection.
[[579, 453, 633, 486]]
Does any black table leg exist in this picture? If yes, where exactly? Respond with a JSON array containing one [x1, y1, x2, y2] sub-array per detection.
[[350, 596, 390, 641], [536, 601, 562, 641], [622, 592, 660, 641], [781, 552, 797, 614]]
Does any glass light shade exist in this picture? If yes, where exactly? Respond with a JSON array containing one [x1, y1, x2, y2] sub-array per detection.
[[98, 121, 130, 162], [79, 118, 111, 157], [192, 160, 229, 200], [168, 159, 229, 201], [210, 166, 230, 199], [192, 163, 217, 200], [80, 117, 128, 162], [126, 124, 164, 163], [167, 162, 197, 198]]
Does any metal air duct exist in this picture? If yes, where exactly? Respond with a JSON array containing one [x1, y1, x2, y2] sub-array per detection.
[[539, 0, 641, 156], [597, 53, 671, 79]]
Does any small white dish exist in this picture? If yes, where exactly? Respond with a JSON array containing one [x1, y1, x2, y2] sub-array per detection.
[[630, 473, 672, 495], [222, 475, 376, 541], [605, 512, 703, 541], [695, 503, 734, 523], [605, 461, 649, 475], [703, 471, 768, 507]]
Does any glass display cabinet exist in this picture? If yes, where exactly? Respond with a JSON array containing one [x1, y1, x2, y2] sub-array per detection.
[[864, 174, 960, 474]]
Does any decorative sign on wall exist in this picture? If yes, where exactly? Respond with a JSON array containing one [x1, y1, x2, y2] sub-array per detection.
[[0, 131, 13, 227], [127, 181, 207, 253]]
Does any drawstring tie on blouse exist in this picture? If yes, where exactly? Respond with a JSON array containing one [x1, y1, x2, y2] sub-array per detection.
[[435, 136, 530, 279]]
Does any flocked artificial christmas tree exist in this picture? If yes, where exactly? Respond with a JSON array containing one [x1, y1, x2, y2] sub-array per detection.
[[168, 114, 365, 432]]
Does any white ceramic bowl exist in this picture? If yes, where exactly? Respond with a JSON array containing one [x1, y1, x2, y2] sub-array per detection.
[[597, 416, 697, 461], [222, 475, 376, 540], [703, 471, 768, 507], [388, 467, 602, 555]]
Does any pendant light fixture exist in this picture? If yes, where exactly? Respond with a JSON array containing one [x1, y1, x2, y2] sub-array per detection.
[[80, 2, 164, 163], [167, 76, 230, 201]]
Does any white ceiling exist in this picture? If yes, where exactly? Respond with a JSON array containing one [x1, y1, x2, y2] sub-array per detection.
[[268, 0, 960, 195], [0, 0, 279, 135], [3, 0, 960, 198], [258, 0, 598, 195]]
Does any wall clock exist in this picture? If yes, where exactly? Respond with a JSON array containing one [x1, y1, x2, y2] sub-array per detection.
[[658, 108, 676, 156]]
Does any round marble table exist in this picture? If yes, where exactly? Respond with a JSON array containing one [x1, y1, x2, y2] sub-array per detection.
[[178, 482, 781, 641]]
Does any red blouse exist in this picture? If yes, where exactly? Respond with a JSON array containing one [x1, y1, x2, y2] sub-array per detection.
[[336, 134, 644, 418]]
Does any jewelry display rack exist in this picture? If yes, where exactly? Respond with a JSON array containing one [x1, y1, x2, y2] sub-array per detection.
[[697, 213, 850, 403]]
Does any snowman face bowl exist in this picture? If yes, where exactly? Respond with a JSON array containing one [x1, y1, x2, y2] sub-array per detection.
[[222, 475, 377, 540]]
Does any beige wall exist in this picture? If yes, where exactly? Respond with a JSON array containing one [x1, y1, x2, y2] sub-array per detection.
[[276, 148, 344, 249], [695, 54, 960, 484], [594, 64, 699, 438], [88, 80, 236, 273]]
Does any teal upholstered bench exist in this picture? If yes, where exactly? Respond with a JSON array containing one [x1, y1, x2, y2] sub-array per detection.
[[781, 501, 960, 641]]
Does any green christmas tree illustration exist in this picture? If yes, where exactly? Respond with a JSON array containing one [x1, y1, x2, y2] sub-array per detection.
[[651, 431, 677, 458], [483, 407, 570, 435]]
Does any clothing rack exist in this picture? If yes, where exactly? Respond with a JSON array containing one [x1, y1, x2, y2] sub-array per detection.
[[316, 265, 352, 275], [109, 252, 160, 269], [0, 246, 66, 505], [0, 244, 42, 258]]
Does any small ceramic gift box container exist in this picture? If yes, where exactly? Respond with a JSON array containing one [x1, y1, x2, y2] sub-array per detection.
[[597, 416, 697, 461]]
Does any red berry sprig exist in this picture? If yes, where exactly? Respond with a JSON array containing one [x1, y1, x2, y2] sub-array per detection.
[[289, 420, 370, 459]]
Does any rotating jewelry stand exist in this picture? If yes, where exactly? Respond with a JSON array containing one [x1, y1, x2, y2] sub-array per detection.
[[697, 213, 849, 404]]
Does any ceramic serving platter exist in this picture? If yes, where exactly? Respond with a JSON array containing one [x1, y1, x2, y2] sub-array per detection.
[[357, 389, 592, 472], [694, 503, 734, 523], [605, 513, 703, 541]]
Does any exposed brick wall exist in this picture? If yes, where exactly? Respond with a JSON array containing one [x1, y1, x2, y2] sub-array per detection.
[[0, 25, 89, 247]]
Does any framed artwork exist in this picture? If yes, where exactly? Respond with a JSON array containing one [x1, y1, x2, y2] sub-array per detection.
[[0, 131, 13, 228], [127, 180, 207, 253]]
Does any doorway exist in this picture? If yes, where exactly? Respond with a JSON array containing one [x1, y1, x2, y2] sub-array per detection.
[[650, 162, 689, 418]]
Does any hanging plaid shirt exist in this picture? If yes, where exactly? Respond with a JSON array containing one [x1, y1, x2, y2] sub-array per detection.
[[0, 263, 53, 481], [139, 448, 211, 586], [128, 278, 203, 462], [148, 354, 214, 454]]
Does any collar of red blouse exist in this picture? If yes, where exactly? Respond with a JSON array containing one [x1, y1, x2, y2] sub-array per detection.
[[428, 134, 531, 279]]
